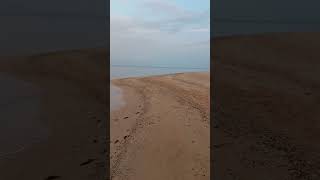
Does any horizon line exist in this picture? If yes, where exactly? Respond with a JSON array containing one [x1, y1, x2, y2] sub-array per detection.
[[111, 64, 209, 70]]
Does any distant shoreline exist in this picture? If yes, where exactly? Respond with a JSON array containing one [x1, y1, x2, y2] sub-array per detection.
[[111, 64, 209, 70], [111, 64, 210, 80]]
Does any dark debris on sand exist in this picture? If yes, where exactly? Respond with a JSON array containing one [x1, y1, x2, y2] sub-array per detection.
[[45, 176, 61, 180], [80, 158, 96, 166]]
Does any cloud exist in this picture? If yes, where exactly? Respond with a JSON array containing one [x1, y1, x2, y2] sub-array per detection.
[[183, 40, 210, 47], [187, 28, 210, 33], [0, 0, 106, 16], [111, 8, 209, 35], [142, 0, 190, 17], [111, 0, 210, 67]]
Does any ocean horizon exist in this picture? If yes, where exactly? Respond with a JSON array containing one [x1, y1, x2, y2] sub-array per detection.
[[110, 65, 209, 80]]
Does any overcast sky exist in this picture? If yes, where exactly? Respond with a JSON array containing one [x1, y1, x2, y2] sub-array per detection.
[[212, 0, 320, 36], [0, 0, 107, 56], [0, 0, 105, 16], [213, 0, 320, 19], [111, 0, 210, 68], [3, 0, 319, 56]]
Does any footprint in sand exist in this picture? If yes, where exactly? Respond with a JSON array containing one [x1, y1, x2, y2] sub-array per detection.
[[101, 149, 107, 154], [45, 176, 61, 180], [305, 91, 312, 96]]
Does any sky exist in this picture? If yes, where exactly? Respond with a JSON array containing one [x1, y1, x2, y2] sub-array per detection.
[[2, 0, 319, 56], [213, 0, 320, 19], [212, 0, 320, 36], [0, 0, 105, 16], [110, 0, 210, 68], [0, 0, 107, 55]]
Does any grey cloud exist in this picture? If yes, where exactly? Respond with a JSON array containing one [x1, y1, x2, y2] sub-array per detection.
[[0, 0, 107, 16], [111, 0, 209, 66], [212, 0, 320, 36], [213, 0, 320, 20], [120, 9, 209, 34], [111, 0, 209, 34], [183, 40, 210, 47], [142, 0, 189, 17], [0, 0, 108, 55]]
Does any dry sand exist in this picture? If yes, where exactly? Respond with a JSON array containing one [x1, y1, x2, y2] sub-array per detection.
[[0, 48, 107, 180], [212, 32, 320, 180], [111, 72, 210, 180]]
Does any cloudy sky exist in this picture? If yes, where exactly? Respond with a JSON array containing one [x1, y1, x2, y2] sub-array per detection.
[[213, 0, 320, 36], [213, 0, 320, 19], [111, 0, 210, 68], [0, 0, 107, 55]]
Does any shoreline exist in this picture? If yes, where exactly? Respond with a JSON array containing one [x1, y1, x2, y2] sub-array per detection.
[[110, 72, 210, 180], [110, 65, 209, 80], [110, 83, 126, 111]]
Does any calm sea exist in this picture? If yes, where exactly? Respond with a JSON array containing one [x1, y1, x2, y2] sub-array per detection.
[[110, 65, 209, 79]]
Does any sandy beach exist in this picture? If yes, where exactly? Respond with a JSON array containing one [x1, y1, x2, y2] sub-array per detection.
[[110, 72, 210, 180], [0, 48, 107, 180], [212, 32, 320, 179]]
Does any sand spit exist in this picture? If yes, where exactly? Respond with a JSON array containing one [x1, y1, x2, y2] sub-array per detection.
[[111, 72, 210, 180], [212, 32, 320, 180], [0, 48, 107, 180]]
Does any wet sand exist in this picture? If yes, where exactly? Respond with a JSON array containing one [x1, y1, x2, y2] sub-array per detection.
[[0, 48, 107, 180], [212, 32, 320, 179], [0, 73, 45, 158], [110, 72, 210, 180], [110, 83, 125, 111]]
